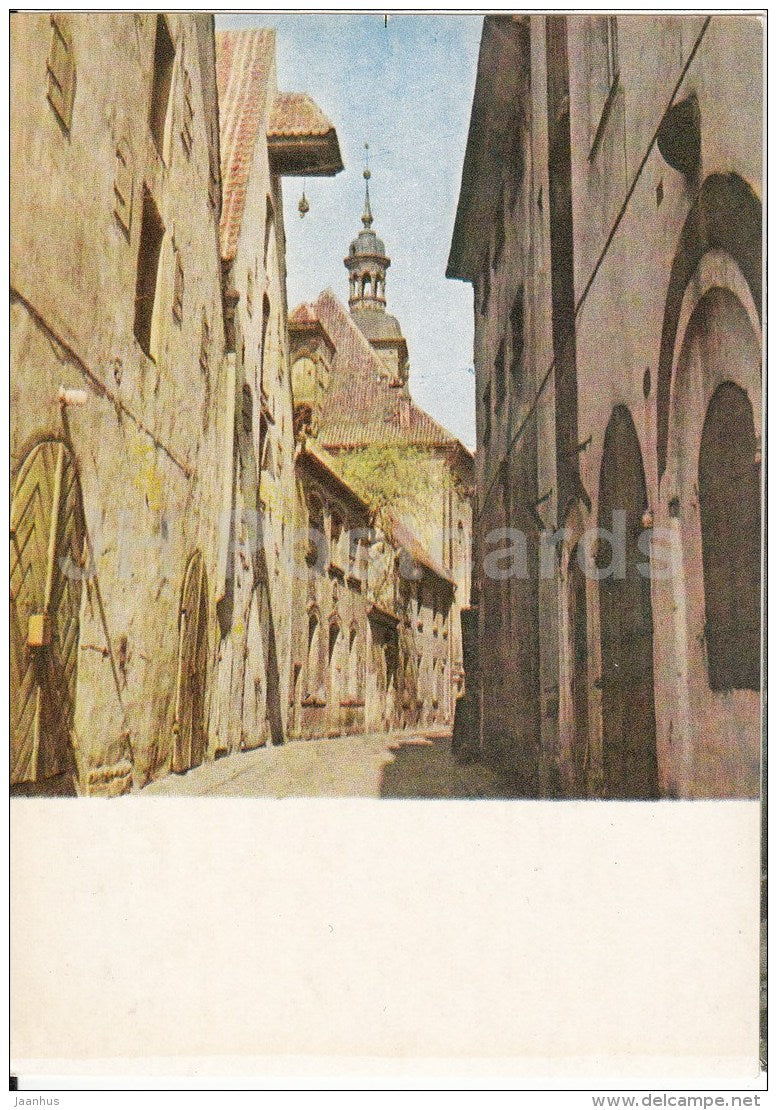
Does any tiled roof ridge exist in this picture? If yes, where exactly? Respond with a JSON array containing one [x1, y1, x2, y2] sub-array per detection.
[[314, 289, 467, 452], [269, 91, 336, 138]]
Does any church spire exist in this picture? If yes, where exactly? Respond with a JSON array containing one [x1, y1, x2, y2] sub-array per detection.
[[342, 144, 409, 389], [362, 143, 373, 228], [344, 143, 390, 312]]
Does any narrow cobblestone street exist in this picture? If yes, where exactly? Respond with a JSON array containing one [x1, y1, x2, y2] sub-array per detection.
[[144, 730, 519, 798]]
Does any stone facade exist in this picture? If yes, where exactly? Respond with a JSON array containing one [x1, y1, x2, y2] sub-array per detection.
[[289, 443, 373, 739], [448, 14, 763, 798], [211, 28, 342, 755], [11, 13, 228, 794], [289, 175, 475, 731]]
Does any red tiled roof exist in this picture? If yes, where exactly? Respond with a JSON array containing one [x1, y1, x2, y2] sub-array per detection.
[[297, 290, 467, 451], [269, 92, 335, 138], [215, 29, 275, 262]]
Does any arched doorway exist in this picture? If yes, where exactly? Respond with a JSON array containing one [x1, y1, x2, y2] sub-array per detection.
[[597, 408, 659, 799], [11, 439, 85, 795], [172, 551, 208, 773], [698, 382, 761, 691]]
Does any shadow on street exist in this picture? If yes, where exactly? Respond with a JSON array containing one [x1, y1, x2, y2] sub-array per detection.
[[379, 734, 520, 799]]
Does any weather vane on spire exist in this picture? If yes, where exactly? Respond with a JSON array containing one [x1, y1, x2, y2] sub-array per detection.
[[362, 142, 373, 228]]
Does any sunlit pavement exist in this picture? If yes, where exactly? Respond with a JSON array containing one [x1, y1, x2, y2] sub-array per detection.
[[142, 729, 519, 799]]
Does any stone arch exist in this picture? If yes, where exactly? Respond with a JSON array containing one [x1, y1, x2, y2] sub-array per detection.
[[657, 173, 762, 482]]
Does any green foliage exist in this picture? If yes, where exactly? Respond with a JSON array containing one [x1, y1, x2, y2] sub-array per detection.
[[334, 445, 446, 528]]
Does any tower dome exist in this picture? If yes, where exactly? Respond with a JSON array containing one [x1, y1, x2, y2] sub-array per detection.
[[343, 147, 409, 387], [344, 150, 390, 312]]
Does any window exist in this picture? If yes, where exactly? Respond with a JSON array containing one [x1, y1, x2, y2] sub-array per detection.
[[698, 382, 761, 691], [113, 137, 134, 235], [510, 286, 525, 393], [199, 310, 210, 372], [307, 613, 321, 692], [348, 627, 364, 701], [259, 294, 271, 391], [47, 14, 76, 131], [172, 246, 184, 323], [482, 382, 492, 448], [149, 15, 175, 158], [241, 384, 253, 441], [207, 113, 220, 209], [495, 336, 507, 410], [180, 67, 193, 156], [246, 268, 254, 318], [134, 188, 165, 358]]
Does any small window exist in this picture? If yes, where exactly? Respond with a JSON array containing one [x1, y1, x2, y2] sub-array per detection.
[[260, 294, 271, 389], [241, 383, 253, 441], [172, 246, 184, 323], [149, 15, 175, 158], [482, 382, 492, 448], [180, 67, 193, 156], [199, 311, 210, 372], [113, 137, 134, 235], [246, 268, 254, 318], [47, 14, 76, 131], [207, 113, 220, 210], [134, 188, 165, 359], [510, 286, 525, 393]]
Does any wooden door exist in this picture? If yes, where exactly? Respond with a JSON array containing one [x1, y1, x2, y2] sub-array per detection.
[[598, 408, 659, 799], [11, 440, 84, 794], [698, 382, 761, 691], [172, 551, 208, 773]]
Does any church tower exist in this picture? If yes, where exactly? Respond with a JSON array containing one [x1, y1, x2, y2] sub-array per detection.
[[344, 150, 409, 388]]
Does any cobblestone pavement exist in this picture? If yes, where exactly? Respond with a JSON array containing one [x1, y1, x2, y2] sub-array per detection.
[[143, 730, 519, 798]]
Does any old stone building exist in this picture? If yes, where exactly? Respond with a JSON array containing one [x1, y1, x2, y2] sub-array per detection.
[[289, 439, 372, 739], [448, 14, 762, 798], [10, 13, 229, 794], [289, 176, 475, 730], [211, 28, 342, 755], [289, 299, 463, 739]]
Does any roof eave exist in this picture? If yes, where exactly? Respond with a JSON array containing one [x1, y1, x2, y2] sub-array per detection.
[[268, 132, 344, 177]]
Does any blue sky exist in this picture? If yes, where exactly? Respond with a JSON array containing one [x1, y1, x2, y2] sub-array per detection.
[[216, 13, 482, 449]]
